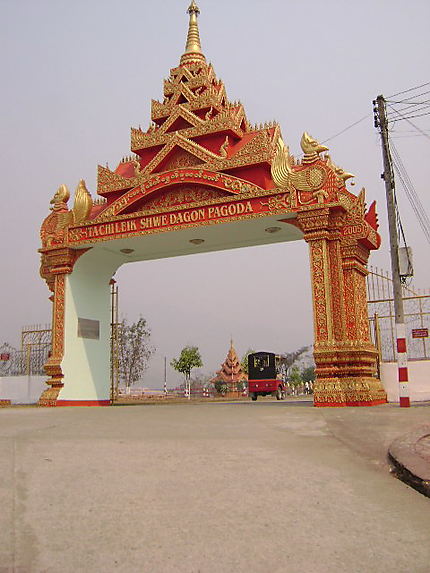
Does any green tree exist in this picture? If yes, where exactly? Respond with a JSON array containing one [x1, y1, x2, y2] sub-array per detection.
[[289, 366, 303, 395], [302, 366, 315, 383], [240, 348, 255, 375], [214, 380, 228, 396], [118, 317, 155, 389], [171, 346, 203, 398]]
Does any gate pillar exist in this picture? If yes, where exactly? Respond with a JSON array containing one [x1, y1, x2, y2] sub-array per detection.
[[38, 248, 81, 406], [39, 246, 117, 406], [298, 207, 387, 406]]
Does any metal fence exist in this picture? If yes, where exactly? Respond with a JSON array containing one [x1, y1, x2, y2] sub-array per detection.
[[0, 325, 51, 377], [367, 267, 430, 362]]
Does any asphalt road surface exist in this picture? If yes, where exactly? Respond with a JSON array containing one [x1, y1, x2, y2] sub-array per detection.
[[1, 400, 429, 572]]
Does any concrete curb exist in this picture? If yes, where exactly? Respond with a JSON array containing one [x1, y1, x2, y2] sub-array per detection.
[[388, 424, 430, 497]]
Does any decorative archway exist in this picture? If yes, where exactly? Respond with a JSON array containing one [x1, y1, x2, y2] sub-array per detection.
[[39, 2, 386, 407]]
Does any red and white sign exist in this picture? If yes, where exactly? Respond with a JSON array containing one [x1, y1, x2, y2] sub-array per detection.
[[412, 328, 428, 339], [0, 353, 10, 361]]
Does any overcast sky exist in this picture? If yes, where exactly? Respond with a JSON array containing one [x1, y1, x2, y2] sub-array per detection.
[[1, 0, 429, 388]]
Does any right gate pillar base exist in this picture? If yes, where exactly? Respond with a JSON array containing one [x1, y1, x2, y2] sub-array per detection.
[[313, 379, 387, 407], [313, 342, 387, 407]]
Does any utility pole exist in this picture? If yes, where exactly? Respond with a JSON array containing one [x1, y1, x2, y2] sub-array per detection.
[[374, 95, 410, 407]]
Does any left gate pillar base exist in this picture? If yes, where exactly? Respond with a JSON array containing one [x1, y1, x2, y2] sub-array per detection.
[[39, 386, 62, 407]]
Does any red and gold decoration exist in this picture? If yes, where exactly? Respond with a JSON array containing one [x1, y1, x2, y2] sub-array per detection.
[[38, 1, 386, 407]]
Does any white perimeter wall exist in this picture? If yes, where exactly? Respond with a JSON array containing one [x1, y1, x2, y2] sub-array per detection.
[[380, 360, 430, 402], [0, 376, 46, 404]]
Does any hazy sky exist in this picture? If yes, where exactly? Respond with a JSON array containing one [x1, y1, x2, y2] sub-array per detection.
[[1, 0, 429, 388]]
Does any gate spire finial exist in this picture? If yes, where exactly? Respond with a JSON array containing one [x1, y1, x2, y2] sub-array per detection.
[[180, 1, 206, 65]]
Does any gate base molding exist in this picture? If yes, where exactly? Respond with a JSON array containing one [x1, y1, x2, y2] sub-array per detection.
[[38, 386, 111, 407], [313, 343, 387, 407], [314, 377, 387, 407], [38, 386, 62, 407]]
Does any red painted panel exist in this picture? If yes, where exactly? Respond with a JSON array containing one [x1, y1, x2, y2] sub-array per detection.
[[396, 338, 407, 353], [248, 379, 279, 392], [398, 367, 409, 382]]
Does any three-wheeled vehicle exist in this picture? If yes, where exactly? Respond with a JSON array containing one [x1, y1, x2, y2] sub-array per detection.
[[248, 351, 286, 401]]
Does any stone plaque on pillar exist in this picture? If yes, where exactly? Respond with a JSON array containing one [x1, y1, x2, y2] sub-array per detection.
[[77, 318, 100, 340]]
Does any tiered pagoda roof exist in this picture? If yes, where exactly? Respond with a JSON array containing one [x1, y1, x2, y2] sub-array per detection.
[[40, 1, 380, 257], [212, 340, 247, 392], [94, 1, 280, 212]]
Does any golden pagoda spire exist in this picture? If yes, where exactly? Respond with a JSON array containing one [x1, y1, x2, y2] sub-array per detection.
[[180, 1, 206, 65]]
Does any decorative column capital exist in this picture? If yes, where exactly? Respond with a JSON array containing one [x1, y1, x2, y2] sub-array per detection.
[[297, 207, 346, 243], [341, 241, 371, 274], [39, 247, 89, 292]]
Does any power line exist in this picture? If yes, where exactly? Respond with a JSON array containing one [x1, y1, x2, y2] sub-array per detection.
[[388, 81, 430, 98], [391, 133, 430, 139], [387, 89, 430, 104], [391, 129, 430, 134], [390, 141, 430, 244], [389, 110, 430, 122], [320, 114, 370, 144], [387, 101, 430, 116], [387, 105, 430, 140], [388, 98, 430, 106]]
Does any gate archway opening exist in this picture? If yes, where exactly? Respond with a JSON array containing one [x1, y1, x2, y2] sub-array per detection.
[[38, 2, 387, 407], [114, 238, 313, 392]]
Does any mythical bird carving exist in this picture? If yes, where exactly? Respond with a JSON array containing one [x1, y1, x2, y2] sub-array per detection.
[[300, 132, 329, 163], [325, 154, 354, 184], [271, 133, 328, 192], [41, 180, 93, 247]]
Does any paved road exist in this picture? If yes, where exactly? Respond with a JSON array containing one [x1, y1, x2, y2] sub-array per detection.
[[1, 401, 430, 573]]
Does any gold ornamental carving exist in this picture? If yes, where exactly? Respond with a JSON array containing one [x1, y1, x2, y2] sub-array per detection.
[[271, 134, 328, 192], [38, 1, 386, 407], [40, 180, 93, 248]]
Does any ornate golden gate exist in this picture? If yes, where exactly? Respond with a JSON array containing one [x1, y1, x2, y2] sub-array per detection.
[[38, 2, 386, 407]]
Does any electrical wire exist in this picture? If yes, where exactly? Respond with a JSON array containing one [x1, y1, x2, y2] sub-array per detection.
[[387, 89, 430, 105], [387, 101, 430, 116], [388, 81, 430, 98], [392, 129, 430, 133], [390, 141, 430, 245], [391, 133, 430, 139], [390, 111, 430, 121], [391, 143, 430, 234], [388, 98, 430, 106], [387, 105, 430, 141], [393, 191, 412, 283], [320, 114, 370, 144]]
